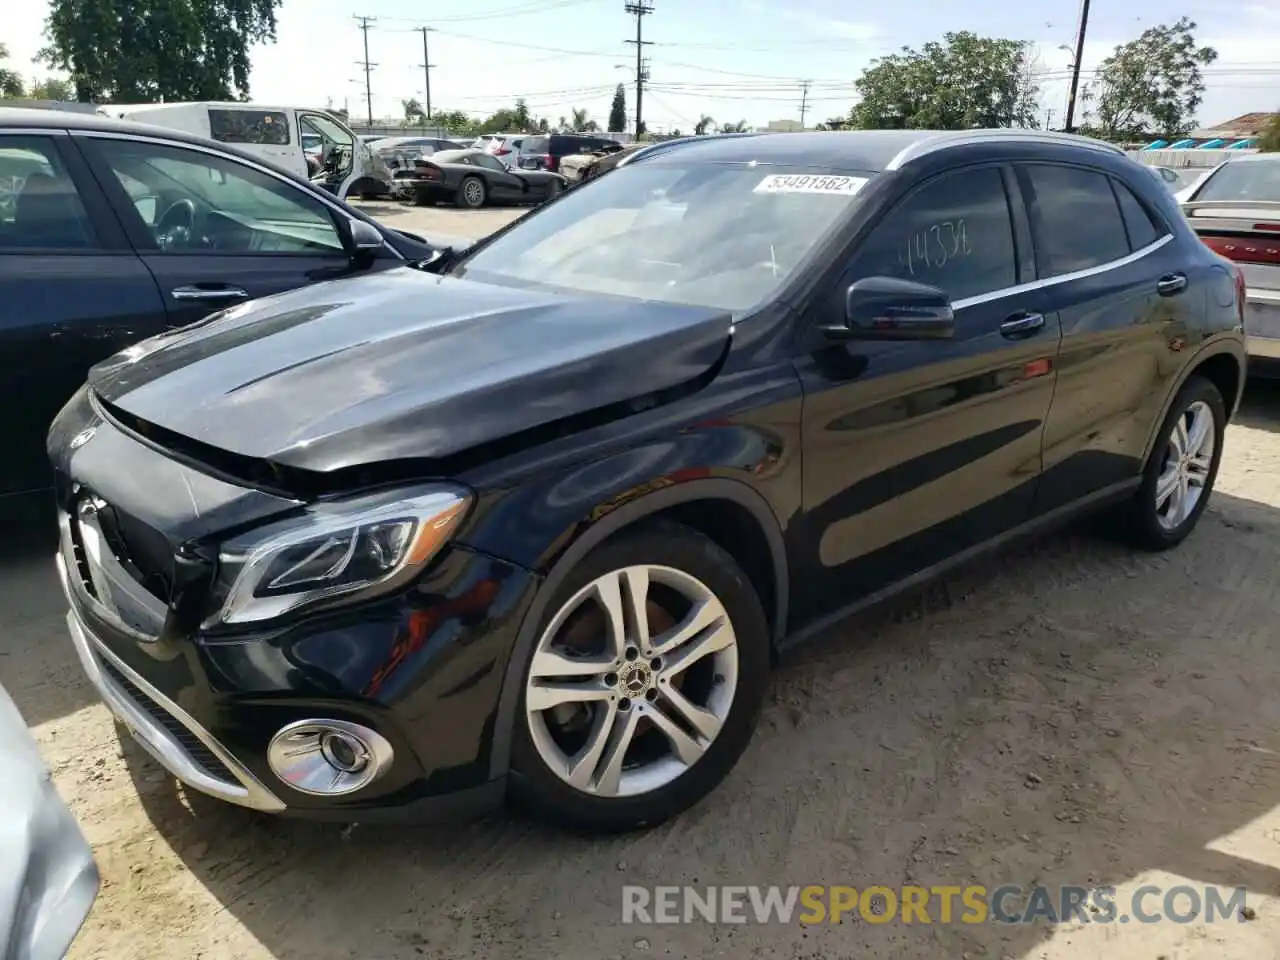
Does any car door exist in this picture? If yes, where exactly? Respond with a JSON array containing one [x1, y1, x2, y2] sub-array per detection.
[[474, 153, 525, 200], [0, 131, 167, 498], [76, 133, 387, 329], [792, 163, 1059, 619], [1014, 162, 1187, 514]]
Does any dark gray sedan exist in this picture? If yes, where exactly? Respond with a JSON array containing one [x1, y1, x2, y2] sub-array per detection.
[[392, 148, 566, 208]]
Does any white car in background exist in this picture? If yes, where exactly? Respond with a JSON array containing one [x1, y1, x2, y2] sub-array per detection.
[[471, 133, 526, 168]]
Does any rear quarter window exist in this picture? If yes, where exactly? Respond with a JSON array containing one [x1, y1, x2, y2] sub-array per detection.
[[209, 109, 292, 146], [1021, 164, 1130, 277], [1111, 178, 1165, 251]]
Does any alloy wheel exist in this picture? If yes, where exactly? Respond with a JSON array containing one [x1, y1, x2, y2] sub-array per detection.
[[463, 179, 484, 206], [524, 564, 739, 798], [1155, 399, 1215, 531]]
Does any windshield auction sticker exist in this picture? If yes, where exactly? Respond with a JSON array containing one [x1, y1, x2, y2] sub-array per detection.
[[753, 174, 869, 195]]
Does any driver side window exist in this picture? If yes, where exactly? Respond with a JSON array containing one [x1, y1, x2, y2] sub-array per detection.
[[850, 166, 1017, 302], [89, 138, 345, 255]]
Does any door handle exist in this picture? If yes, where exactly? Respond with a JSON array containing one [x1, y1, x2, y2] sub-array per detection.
[[1000, 312, 1045, 338], [1156, 273, 1188, 297], [171, 285, 248, 302]]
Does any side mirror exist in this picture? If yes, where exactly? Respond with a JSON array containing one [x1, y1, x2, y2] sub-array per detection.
[[346, 218, 385, 266], [821, 276, 955, 342]]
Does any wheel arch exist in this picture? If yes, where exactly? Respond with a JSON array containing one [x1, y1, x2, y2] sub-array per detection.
[[487, 477, 789, 781], [1141, 340, 1245, 463]]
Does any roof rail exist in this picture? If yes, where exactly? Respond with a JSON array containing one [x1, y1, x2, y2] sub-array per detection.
[[885, 128, 1125, 170]]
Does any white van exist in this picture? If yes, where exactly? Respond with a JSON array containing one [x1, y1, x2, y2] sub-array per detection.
[[103, 102, 391, 200]]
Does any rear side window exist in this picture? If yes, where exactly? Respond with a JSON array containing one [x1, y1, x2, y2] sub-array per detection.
[[209, 109, 291, 146], [1111, 179, 1164, 251], [851, 166, 1017, 302], [1021, 165, 1129, 277], [0, 136, 97, 251], [524, 137, 550, 153]]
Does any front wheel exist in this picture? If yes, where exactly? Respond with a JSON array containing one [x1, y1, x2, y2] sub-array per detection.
[[509, 520, 770, 832], [1120, 374, 1226, 550]]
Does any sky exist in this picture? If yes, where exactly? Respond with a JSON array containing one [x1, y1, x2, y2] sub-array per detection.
[[5, 0, 1280, 133]]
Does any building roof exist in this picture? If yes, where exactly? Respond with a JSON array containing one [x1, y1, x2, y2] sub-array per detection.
[[1196, 112, 1277, 135]]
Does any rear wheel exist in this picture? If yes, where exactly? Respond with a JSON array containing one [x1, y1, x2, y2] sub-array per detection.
[[510, 521, 770, 832], [1119, 374, 1226, 550], [456, 176, 486, 209]]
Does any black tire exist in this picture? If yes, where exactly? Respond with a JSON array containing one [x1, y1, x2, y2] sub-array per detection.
[[509, 519, 770, 833], [1119, 374, 1226, 550], [456, 176, 487, 209]]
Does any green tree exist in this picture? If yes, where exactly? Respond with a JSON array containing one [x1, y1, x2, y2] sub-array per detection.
[[512, 97, 532, 131], [1258, 113, 1280, 152], [401, 97, 426, 126], [719, 120, 749, 133], [1085, 18, 1218, 141], [40, 0, 284, 102], [29, 76, 74, 100], [850, 31, 1040, 130], [693, 114, 714, 135], [608, 83, 626, 133], [570, 107, 589, 132], [0, 44, 24, 97], [433, 109, 477, 135]]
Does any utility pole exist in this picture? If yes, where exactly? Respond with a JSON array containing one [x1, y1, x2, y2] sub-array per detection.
[[1063, 0, 1091, 133], [624, 0, 653, 138], [799, 80, 811, 128], [354, 14, 377, 126], [417, 27, 435, 121], [1044, 107, 1055, 131]]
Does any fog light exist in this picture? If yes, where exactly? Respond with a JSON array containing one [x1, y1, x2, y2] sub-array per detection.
[[266, 719, 393, 796]]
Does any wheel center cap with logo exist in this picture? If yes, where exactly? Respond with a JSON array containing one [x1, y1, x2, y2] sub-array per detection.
[[622, 663, 652, 696]]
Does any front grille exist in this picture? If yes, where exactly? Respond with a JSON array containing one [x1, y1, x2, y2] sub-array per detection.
[[96, 656, 238, 784]]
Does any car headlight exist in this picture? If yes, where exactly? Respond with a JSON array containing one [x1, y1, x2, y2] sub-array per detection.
[[209, 486, 471, 626]]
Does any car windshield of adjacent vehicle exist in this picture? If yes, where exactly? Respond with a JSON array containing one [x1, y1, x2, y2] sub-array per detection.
[[1194, 160, 1280, 202], [453, 161, 872, 311]]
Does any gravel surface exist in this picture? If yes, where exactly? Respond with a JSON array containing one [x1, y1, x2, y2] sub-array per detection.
[[4, 205, 1280, 959]]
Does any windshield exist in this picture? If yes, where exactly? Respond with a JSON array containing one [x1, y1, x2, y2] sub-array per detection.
[[1194, 160, 1280, 202], [454, 162, 871, 311]]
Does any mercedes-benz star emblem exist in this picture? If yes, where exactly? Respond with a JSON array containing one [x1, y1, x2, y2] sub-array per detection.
[[623, 665, 650, 696]]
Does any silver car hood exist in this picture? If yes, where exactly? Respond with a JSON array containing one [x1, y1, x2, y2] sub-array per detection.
[[0, 684, 98, 960]]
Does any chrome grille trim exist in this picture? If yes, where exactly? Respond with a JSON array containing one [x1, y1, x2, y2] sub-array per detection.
[[57, 554, 286, 813]]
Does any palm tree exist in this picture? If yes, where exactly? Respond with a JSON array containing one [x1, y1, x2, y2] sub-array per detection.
[[401, 98, 425, 126], [719, 120, 749, 133], [694, 114, 715, 135], [570, 108, 589, 132]]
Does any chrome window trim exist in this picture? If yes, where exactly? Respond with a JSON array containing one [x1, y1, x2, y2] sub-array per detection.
[[64, 128, 405, 260], [952, 233, 1174, 310], [886, 129, 1125, 171]]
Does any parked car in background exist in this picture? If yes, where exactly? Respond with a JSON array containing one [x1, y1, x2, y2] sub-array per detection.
[[1178, 153, 1280, 374], [1, 680, 99, 959], [0, 107, 451, 508], [392, 148, 566, 207], [518, 134, 622, 173], [104, 102, 391, 200], [50, 129, 1244, 835], [375, 136, 469, 173], [487, 134, 527, 167]]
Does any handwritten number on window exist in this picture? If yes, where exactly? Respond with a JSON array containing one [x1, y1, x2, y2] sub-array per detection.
[[895, 218, 971, 277]]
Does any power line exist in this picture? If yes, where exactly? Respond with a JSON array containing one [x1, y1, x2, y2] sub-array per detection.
[[624, 0, 654, 137], [418, 26, 435, 120], [353, 14, 377, 125]]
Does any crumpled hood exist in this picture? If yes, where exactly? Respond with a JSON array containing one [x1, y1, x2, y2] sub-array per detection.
[[89, 267, 732, 475]]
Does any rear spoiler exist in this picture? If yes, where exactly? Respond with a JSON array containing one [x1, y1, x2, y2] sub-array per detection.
[[1181, 199, 1280, 218]]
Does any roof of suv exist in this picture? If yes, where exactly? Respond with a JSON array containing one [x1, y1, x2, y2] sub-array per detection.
[[638, 128, 1125, 173]]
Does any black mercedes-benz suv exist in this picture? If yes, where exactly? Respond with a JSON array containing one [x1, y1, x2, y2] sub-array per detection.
[[49, 130, 1246, 832]]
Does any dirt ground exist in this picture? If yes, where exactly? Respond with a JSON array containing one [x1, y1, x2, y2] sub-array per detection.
[[5, 206, 1280, 959]]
